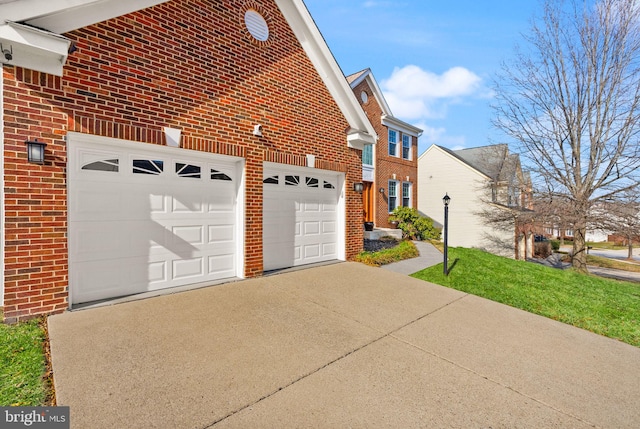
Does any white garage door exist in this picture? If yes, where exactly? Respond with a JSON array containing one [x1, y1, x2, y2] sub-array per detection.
[[68, 134, 243, 304], [263, 163, 344, 271]]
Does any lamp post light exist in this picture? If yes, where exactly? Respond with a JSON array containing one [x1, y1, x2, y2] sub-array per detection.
[[443, 193, 451, 275]]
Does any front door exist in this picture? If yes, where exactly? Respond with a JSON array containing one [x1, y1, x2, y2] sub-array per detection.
[[363, 182, 374, 222]]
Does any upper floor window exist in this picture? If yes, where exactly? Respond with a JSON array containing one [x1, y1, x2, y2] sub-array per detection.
[[402, 182, 411, 207], [388, 180, 398, 213], [362, 144, 373, 166], [388, 130, 398, 157], [402, 135, 411, 160]]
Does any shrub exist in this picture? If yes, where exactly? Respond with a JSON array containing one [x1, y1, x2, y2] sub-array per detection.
[[534, 242, 552, 258], [550, 240, 560, 251], [355, 240, 419, 266], [388, 207, 441, 241]]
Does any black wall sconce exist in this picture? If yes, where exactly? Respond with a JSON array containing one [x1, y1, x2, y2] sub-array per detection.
[[25, 139, 47, 164], [353, 182, 364, 193], [379, 187, 385, 194]]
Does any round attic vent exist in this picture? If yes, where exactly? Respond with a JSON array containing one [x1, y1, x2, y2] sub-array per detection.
[[360, 91, 368, 103], [245, 9, 269, 42]]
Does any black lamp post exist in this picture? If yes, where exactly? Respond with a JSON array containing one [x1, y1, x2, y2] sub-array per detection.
[[443, 193, 451, 275]]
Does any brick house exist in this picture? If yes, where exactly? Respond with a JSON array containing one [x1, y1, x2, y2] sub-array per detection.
[[347, 69, 422, 229], [0, 0, 376, 322]]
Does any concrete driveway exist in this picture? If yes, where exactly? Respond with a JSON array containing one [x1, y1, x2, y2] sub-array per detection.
[[48, 262, 640, 428]]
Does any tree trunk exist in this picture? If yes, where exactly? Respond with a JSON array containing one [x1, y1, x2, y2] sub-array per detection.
[[628, 240, 634, 260], [572, 224, 588, 272]]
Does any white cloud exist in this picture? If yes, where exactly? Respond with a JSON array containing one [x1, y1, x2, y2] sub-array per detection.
[[382, 65, 482, 100], [379, 65, 488, 150]]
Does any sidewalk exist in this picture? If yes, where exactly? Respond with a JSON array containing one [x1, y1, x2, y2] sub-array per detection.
[[533, 248, 640, 283], [381, 241, 442, 275]]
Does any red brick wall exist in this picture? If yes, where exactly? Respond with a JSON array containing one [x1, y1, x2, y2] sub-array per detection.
[[352, 78, 418, 228], [2, 0, 363, 322]]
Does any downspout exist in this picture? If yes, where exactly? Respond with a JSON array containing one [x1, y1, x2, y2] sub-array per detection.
[[0, 66, 4, 307]]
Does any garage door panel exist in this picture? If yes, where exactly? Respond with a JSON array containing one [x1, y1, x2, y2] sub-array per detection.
[[323, 220, 336, 234], [264, 242, 296, 271], [304, 221, 320, 235], [69, 136, 241, 304], [171, 200, 204, 214], [304, 201, 320, 212], [208, 224, 235, 243], [263, 165, 342, 271], [72, 220, 160, 261], [71, 258, 150, 303], [74, 188, 122, 217], [208, 255, 235, 276], [172, 257, 205, 280], [323, 243, 337, 256], [170, 225, 205, 246], [303, 244, 320, 259]]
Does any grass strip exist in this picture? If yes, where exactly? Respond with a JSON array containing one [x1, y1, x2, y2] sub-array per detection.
[[0, 315, 49, 406]]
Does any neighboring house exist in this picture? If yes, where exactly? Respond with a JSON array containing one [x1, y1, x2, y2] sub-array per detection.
[[541, 226, 609, 243], [347, 69, 422, 228], [418, 144, 534, 258], [0, 0, 377, 322]]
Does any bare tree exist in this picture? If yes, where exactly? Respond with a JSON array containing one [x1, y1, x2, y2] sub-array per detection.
[[591, 190, 640, 259], [530, 192, 580, 245], [493, 0, 640, 272]]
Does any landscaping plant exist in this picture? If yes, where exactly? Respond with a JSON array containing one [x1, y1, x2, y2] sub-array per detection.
[[389, 207, 441, 241]]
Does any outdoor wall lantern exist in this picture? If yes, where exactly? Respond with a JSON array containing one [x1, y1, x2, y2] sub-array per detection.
[[443, 193, 451, 275], [25, 139, 47, 164], [379, 187, 385, 194], [353, 182, 364, 193]]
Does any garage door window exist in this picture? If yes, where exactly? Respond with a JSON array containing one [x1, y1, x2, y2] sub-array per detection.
[[323, 180, 335, 189], [133, 159, 163, 175], [285, 175, 300, 186], [176, 162, 201, 178], [211, 169, 232, 181], [263, 175, 278, 184], [82, 159, 119, 172], [306, 177, 319, 188]]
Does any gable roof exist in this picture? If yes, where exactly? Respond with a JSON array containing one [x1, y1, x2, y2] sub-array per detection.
[[0, 0, 376, 148], [347, 68, 422, 138], [427, 143, 525, 183], [452, 144, 509, 179]]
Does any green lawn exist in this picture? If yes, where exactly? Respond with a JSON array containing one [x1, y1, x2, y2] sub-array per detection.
[[0, 315, 49, 406], [412, 247, 640, 348]]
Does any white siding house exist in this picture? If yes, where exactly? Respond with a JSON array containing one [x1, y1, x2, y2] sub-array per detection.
[[418, 144, 533, 258]]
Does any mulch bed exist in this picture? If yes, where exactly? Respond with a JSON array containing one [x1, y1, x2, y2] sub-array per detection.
[[364, 238, 400, 252]]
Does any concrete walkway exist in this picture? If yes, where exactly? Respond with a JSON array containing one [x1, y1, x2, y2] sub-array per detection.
[[49, 262, 640, 428], [381, 240, 443, 275]]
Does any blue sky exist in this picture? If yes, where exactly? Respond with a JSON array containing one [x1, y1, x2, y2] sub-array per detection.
[[303, 0, 541, 156]]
